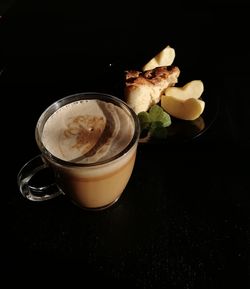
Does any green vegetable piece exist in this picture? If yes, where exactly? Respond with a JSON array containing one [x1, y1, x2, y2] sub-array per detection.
[[148, 105, 171, 127], [138, 111, 151, 131], [138, 105, 171, 140], [150, 126, 168, 139]]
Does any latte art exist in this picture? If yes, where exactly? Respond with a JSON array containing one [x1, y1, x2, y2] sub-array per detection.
[[42, 99, 134, 164]]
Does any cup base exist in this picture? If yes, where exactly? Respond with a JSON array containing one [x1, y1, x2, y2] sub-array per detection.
[[71, 195, 121, 211]]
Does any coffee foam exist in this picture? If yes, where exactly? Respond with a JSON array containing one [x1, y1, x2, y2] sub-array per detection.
[[42, 99, 134, 164]]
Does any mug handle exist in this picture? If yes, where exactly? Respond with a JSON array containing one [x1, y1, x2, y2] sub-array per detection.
[[17, 155, 63, 201]]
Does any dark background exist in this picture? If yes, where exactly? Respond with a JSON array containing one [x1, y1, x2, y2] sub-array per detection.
[[1, 1, 249, 288]]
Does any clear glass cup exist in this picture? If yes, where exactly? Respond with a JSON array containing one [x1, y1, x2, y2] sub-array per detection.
[[17, 92, 140, 210]]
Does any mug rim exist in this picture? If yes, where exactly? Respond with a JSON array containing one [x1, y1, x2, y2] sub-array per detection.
[[35, 92, 140, 167]]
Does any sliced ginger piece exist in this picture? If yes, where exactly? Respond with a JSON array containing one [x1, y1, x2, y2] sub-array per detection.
[[142, 45, 175, 71], [164, 80, 204, 100], [161, 80, 205, 120], [161, 95, 205, 121]]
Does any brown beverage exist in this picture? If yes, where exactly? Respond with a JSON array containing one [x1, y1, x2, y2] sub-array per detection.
[[35, 93, 140, 209]]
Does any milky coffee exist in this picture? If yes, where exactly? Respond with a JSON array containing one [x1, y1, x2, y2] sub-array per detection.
[[41, 98, 137, 209]]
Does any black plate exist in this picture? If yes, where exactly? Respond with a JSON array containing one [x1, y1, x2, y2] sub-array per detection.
[[107, 61, 220, 145]]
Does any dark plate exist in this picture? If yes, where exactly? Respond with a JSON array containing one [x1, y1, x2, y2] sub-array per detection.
[[107, 61, 220, 145]]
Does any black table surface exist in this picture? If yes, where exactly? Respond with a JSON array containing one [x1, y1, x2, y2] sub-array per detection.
[[1, 1, 250, 288]]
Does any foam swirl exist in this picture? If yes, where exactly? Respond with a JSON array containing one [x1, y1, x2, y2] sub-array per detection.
[[42, 99, 134, 164]]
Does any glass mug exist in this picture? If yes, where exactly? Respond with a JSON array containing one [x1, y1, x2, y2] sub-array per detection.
[[17, 92, 140, 210]]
